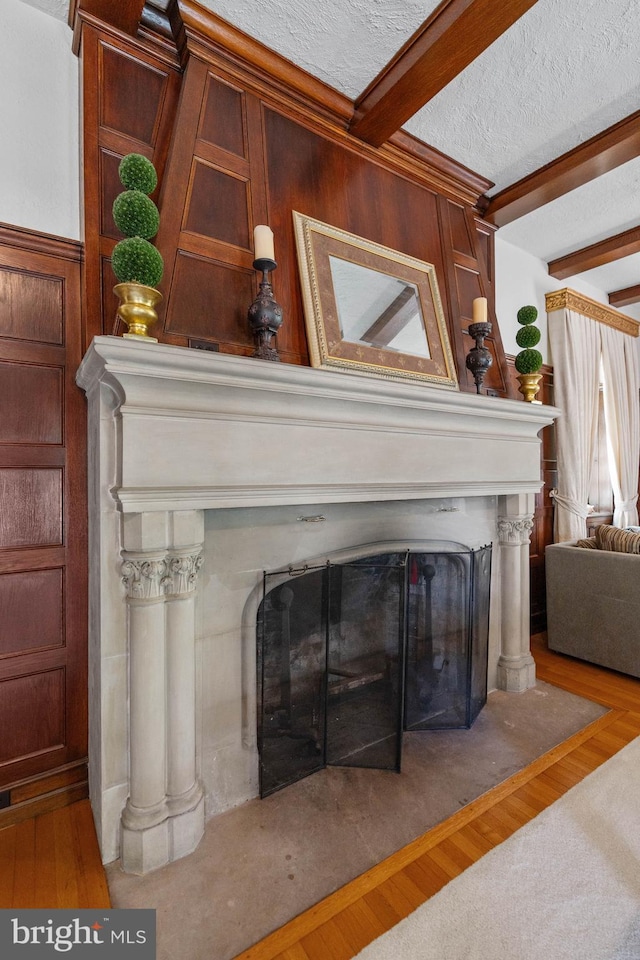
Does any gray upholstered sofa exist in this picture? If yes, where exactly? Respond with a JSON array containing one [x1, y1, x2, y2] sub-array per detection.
[[546, 538, 640, 678]]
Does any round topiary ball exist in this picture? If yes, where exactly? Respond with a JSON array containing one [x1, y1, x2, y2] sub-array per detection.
[[517, 304, 538, 325], [113, 191, 159, 239], [515, 324, 541, 349], [515, 348, 543, 374], [112, 236, 164, 287], [118, 154, 158, 195]]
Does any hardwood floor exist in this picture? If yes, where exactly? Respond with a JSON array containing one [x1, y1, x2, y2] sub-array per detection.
[[0, 799, 110, 908], [2, 633, 639, 954], [232, 635, 640, 960]]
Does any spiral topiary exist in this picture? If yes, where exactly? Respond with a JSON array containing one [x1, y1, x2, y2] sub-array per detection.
[[514, 304, 542, 375], [111, 153, 163, 287]]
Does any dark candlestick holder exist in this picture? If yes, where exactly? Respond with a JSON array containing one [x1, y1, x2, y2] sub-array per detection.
[[465, 321, 493, 394], [248, 257, 283, 361]]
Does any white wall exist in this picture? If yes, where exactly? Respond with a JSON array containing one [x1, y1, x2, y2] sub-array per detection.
[[494, 236, 614, 365], [2, 0, 80, 240]]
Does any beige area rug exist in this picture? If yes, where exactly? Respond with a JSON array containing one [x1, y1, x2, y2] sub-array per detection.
[[107, 681, 606, 960], [355, 736, 640, 960]]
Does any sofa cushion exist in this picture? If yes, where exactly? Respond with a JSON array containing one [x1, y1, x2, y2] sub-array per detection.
[[575, 536, 598, 549], [595, 524, 640, 554]]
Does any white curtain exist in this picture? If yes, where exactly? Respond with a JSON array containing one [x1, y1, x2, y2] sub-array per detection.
[[600, 323, 640, 528], [548, 308, 601, 541]]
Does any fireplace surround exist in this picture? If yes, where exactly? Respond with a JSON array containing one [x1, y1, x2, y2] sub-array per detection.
[[77, 336, 558, 873]]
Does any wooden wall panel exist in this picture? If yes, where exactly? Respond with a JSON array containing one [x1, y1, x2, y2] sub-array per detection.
[[0, 225, 87, 802], [0, 267, 63, 345], [199, 75, 248, 158], [506, 358, 556, 632], [0, 670, 65, 765], [263, 107, 453, 366], [165, 252, 254, 345], [100, 45, 167, 144], [0, 569, 64, 657], [0, 362, 62, 444], [438, 198, 513, 397], [0, 470, 62, 548], [80, 22, 182, 346], [184, 162, 251, 248]]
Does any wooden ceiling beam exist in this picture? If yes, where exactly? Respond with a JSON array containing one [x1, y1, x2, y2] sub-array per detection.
[[349, 0, 540, 148], [485, 108, 640, 227], [548, 225, 640, 281], [608, 284, 640, 308]]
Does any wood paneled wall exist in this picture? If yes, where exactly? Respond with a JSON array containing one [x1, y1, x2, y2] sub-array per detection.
[[0, 223, 88, 823], [77, 6, 515, 396], [506, 359, 556, 631]]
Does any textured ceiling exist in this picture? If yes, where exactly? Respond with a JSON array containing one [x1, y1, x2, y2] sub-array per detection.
[[20, 0, 640, 315]]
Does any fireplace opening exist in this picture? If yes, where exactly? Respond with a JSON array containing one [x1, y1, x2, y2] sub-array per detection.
[[257, 543, 491, 797]]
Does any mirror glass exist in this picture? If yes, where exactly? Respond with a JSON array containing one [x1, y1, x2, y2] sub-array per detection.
[[329, 257, 431, 358]]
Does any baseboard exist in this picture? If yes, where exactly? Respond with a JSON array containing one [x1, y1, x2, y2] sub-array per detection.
[[0, 760, 89, 829]]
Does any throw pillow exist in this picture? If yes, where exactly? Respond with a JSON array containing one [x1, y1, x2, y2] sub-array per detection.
[[595, 524, 640, 554], [575, 537, 597, 549]]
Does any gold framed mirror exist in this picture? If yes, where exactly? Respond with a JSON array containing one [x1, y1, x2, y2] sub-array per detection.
[[293, 212, 458, 388]]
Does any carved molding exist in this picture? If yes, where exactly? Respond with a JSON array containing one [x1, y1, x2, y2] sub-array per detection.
[[121, 556, 169, 599], [166, 551, 204, 596], [545, 288, 639, 337], [122, 549, 204, 599], [497, 516, 533, 545]]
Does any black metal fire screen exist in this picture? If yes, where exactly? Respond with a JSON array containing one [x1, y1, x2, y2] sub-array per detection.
[[257, 544, 491, 797]]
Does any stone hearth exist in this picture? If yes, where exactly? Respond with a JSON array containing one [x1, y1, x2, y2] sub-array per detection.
[[77, 336, 558, 874]]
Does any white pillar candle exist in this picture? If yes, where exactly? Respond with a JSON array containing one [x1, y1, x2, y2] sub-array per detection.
[[254, 224, 275, 261], [472, 297, 488, 323]]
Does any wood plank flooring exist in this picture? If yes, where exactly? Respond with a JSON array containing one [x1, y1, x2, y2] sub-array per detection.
[[2, 632, 639, 954], [232, 635, 640, 960], [0, 799, 110, 908]]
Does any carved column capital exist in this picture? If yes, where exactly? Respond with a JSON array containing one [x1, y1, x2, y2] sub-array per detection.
[[497, 515, 534, 545], [121, 555, 170, 599], [166, 550, 204, 596]]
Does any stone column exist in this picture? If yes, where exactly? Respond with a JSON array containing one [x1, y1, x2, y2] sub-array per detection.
[[119, 511, 205, 874], [164, 511, 205, 862], [496, 493, 536, 692], [120, 545, 170, 873]]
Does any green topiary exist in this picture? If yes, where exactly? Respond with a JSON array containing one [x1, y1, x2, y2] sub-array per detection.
[[113, 190, 159, 239], [517, 304, 538, 325], [118, 153, 158, 195], [112, 236, 164, 287], [111, 154, 163, 290], [515, 324, 541, 349], [515, 348, 543, 374]]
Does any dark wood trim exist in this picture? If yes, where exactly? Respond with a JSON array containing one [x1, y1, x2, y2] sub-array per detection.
[[548, 224, 640, 280], [0, 222, 82, 263], [0, 782, 89, 831], [70, 0, 145, 38], [485, 108, 640, 227], [609, 283, 640, 308], [349, 0, 540, 147], [178, 0, 353, 123]]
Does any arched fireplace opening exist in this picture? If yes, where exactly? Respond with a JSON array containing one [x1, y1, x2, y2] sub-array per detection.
[[257, 543, 491, 797]]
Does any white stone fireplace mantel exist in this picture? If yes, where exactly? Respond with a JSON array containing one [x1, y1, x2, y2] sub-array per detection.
[[77, 336, 559, 873]]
